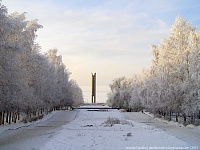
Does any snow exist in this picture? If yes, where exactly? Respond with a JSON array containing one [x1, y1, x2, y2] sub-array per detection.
[[123, 111, 200, 148], [41, 107, 190, 150], [0, 111, 58, 134], [79, 105, 111, 108], [143, 111, 185, 128], [0, 110, 78, 150], [1, 106, 199, 150], [143, 111, 200, 129]]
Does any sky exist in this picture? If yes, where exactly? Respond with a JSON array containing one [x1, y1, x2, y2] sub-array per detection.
[[2, 0, 200, 89]]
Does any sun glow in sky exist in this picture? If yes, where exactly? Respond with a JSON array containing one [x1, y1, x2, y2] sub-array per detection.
[[3, 0, 200, 89]]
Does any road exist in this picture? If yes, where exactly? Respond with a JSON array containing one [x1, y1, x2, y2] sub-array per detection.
[[123, 112, 200, 147], [0, 110, 79, 150]]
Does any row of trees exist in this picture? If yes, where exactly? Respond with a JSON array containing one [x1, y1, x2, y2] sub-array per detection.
[[107, 16, 200, 124], [0, 2, 83, 125]]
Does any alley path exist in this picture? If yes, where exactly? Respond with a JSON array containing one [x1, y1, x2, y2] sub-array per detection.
[[123, 112, 200, 147], [42, 108, 189, 150], [0, 110, 79, 150]]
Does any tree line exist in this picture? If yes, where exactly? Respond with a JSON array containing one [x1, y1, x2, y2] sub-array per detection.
[[0, 2, 83, 125], [107, 16, 200, 125]]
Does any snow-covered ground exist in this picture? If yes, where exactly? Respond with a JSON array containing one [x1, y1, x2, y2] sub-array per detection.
[[123, 111, 200, 148], [0, 106, 199, 150], [41, 107, 194, 150], [0, 110, 78, 150], [0, 111, 58, 134]]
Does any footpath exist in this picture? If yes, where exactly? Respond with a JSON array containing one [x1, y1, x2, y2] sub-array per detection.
[[42, 106, 191, 150]]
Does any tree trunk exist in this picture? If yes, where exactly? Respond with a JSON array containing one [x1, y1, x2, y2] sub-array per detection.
[[12, 112, 14, 122], [2, 111, 5, 125], [6, 111, 9, 123], [191, 113, 194, 124], [14, 113, 17, 123], [17, 112, 20, 120], [169, 111, 172, 121], [163, 112, 166, 118], [183, 113, 187, 125], [33, 111, 36, 116], [9, 112, 12, 124], [0, 111, 2, 125], [199, 111, 200, 119], [176, 113, 178, 122]]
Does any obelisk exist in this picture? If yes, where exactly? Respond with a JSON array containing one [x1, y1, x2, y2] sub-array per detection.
[[91, 73, 96, 103]]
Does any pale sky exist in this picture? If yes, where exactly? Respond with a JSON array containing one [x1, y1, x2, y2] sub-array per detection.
[[2, 0, 200, 88]]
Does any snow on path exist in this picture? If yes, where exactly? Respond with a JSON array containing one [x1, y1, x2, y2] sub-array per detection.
[[0, 110, 78, 150], [123, 112, 200, 147], [0, 111, 58, 134], [41, 108, 189, 150]]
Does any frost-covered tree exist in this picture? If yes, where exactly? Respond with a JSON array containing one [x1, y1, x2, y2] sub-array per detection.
[[129, 74, 144, 112], [107, 77, 133, 109], [152, 16, 200, 121], [70, 80, 84, 107], [107, 16, 200, 124], [0, 2, 83, 125]]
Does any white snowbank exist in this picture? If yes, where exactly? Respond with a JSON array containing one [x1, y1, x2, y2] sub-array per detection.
[[41, 109, 188, 150]]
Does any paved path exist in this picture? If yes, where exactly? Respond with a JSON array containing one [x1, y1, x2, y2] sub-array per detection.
[[123, 112, 200, 147], [0, 110, 79, 150]]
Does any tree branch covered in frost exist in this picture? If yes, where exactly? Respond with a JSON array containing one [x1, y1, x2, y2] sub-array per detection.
[[107, 16, 200, 124], [0, 2, 83, 125]]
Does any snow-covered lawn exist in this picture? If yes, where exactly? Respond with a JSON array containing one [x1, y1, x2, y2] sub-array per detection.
[[41, 108, 189, 150]]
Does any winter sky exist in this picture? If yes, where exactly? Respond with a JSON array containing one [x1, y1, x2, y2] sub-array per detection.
[[2, 0, 200, 87]]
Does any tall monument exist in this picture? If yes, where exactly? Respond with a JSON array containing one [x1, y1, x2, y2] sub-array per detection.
[[91, 73, 96, 103]]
